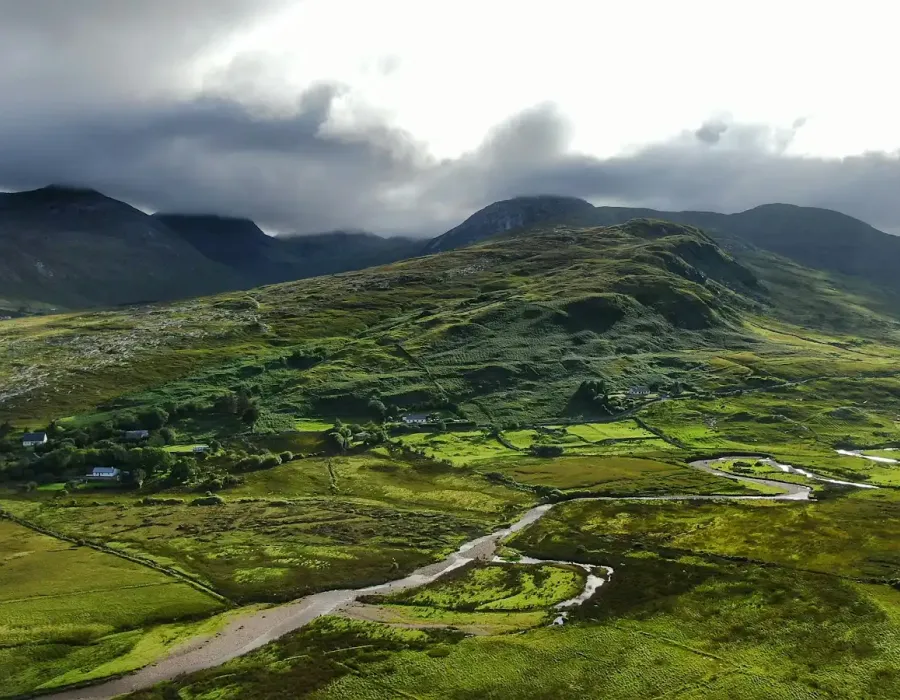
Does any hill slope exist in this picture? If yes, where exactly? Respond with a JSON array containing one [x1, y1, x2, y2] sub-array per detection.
[[428, 196, 900, 298], [0, 186, 241, 308], [0, 219, 784, 424]]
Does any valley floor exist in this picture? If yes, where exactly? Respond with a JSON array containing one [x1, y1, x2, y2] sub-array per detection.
[[2, 436, 898, 700]]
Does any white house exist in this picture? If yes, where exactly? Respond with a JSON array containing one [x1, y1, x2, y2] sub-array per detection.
[[402, 413, 430, 425], [192, 445, 210, 453], [124, 430, 150, 441], [22, 432, 48, 447], [88, 467, 121, 480], [628, 386, 651, 397]]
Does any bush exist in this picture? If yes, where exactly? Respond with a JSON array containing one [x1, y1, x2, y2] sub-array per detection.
[[279, 451, 294, 463], [236, 456, 261, 471], [139, 497, 184, 506], [530, 444, 564, 458], [260, 454, 282, 469], [191, 492, 225, 506]]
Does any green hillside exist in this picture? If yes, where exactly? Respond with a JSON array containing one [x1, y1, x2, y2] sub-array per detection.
[[2, 219, 900, 699]]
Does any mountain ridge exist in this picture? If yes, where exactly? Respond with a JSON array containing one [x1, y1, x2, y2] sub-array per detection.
[[2, 185, 898, 311]]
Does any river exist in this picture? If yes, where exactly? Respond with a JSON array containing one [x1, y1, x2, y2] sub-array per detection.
[[43, 458, 833, 700]]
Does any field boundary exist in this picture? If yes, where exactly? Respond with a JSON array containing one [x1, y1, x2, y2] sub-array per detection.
[[0, 511, 232, 607]]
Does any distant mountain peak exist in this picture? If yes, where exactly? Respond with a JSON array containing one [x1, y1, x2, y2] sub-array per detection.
[[424, 194, 595, 253]]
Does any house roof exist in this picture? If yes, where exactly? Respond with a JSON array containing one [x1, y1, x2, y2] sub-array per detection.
[[124, 429, 150, 437], [22, 432, 47, 441], [91, 467, 120, 475], [403, 413, 430, 420]]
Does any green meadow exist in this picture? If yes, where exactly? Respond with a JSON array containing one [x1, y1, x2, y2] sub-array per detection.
[[0, 520, 223, 697]]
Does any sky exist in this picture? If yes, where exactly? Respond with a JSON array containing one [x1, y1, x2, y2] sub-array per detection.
[[1, 0, 899, 236]]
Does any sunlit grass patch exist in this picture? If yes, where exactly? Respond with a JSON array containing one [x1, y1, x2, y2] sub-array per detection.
[[484, 455, 764, 495], [0, 519, 224, 696], [398, 431, 515, 465], [374, 562, 584, 613]]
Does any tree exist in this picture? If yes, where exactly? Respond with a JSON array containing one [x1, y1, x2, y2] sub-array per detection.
[[236, 391, 254, 415], [209, 439, 222, 452], [367, 398, 387, 422], [139, 407, 169, 430], [159, 427, 176, 444], [279, 451, 294, 463], [215, 393, 239, 415], [328, 425, 352, 453], [170, 459, 195, 484], [242, 404, 261, 425], [114, 412, 140, 431]]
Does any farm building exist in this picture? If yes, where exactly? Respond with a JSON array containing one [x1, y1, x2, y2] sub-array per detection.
[[124, 430, 150, 440], [402, 413, 431, 425], [628, 386, 651, 396], [192, 445, 210, 453], [21, 432, 48, 447], [87, 467, 121, 480]]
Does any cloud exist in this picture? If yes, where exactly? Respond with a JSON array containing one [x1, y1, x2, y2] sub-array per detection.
[[1, 1, 899, 236], [694, 120, 728, 144], [0, 0, 287, 102]]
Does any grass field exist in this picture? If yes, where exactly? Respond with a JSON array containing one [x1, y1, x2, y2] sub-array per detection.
[[396, 430, 516, 465], [376, 562, 585, 612], [0, 453, 534, 604], [0, 519, 224, 697], [507, 489, 900, 581], [483, 455, 771, 495], [125, 566, 900, 700]]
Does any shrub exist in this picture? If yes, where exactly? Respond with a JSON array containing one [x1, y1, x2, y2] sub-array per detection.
[[139, 497, 184, 506], [191, 493, 225, 506], [260, 454, 282, 469], [279, 451, 294, 463], [530, 444, 564, 458]]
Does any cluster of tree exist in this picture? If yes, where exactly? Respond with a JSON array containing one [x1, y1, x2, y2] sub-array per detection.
[[233, 450, 297, 472], [327, 419, 388, 453], [214, 390, 261, 425], [115, 407, 170, 430], [7, 444, 177, 483]]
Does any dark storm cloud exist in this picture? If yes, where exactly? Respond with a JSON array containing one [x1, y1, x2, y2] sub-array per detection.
[[1, 1, 899, 235], [0, 0, 287, 100]]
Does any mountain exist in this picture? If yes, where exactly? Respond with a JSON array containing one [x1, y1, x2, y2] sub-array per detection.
[[151, 214, 275, 269], [0, 186, 241, 309], [5, 184, 899, 314], [423, 195, 597, 254], [157, 213, 421, 287], [0, 188, 421, 310], [0, 218, 771, 424], [426, 196, 900, 298]]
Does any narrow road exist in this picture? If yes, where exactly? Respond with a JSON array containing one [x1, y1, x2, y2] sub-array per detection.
[[42, 458, 815, 700]]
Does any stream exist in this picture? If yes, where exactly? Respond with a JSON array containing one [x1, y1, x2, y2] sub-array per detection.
[[835, 448, 898, 465], [43, 457, 850, 700]]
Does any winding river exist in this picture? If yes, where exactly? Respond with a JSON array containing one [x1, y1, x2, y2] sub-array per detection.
[[44, 458, 834, 700]]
